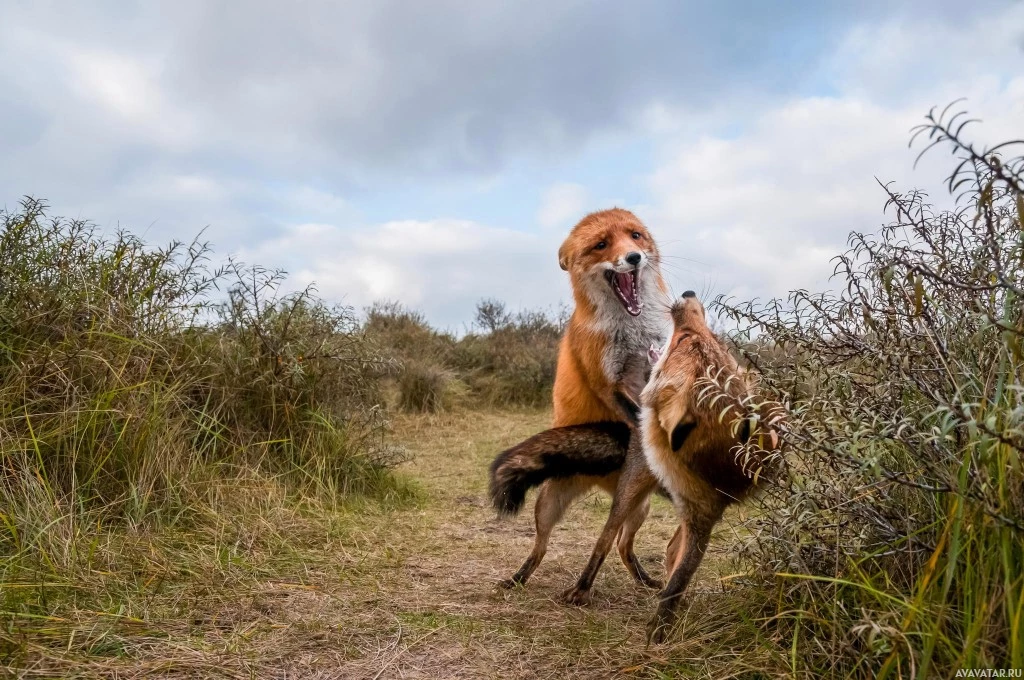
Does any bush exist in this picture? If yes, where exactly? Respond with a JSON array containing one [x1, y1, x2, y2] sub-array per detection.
[[211, 264, 399, 477], [0, 200, 404, 569], [363, 300, 455, 363], [453, 301, 563, 407], [365, 298, 563, 412], [397, 361, 457, 413], [717, 106, 1024, 674]]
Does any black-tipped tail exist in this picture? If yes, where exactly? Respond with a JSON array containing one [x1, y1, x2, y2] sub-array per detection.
[[488, 422, 632, 516]]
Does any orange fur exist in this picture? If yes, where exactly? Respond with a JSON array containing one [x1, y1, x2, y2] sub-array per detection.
[[553, 208, 669, 426], [639, 294, 783, 643], [496, 208, 672, 591]]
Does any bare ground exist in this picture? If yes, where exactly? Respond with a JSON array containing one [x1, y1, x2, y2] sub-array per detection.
[[6, 410, 772, 679]]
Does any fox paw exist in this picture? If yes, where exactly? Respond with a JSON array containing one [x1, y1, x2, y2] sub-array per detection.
[[496, 578, 524, 590], [626, 554, 663, 590], [639, 575, 663, 590], [559, 586, 593, 606], [646, 613, 676, 646]]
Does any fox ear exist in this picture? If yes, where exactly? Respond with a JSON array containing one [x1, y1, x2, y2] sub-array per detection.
[[647, 343, 662, 365], [657, 387, 694, 452], [670, 422, 695, 451], [558, 240, 571, 271]]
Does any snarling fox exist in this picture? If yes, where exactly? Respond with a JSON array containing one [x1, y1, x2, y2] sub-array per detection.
[[494, 208, 672, 590]]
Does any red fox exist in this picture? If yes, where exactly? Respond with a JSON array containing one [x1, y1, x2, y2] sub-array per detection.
[[491, 293, 781, 643], [640, 292, 780, 643], [494, 208, 672, 591]]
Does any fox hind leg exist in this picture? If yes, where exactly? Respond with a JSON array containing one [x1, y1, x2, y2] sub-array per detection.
[[497, 476, 594, 589], [617, 496, 662, 589], [664, 524, 684, 576], [561, 463, 657, 604], [647, 508, 721, 645]]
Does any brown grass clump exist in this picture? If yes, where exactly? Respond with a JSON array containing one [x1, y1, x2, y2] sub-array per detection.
[[397, 361, 458, 412]]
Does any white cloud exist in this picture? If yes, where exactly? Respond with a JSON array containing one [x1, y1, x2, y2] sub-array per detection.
[[237, 218, 567, 330], [61, 45, 199, 152], [536, 182, 589, 230], [643, 1, 1024, 306], [825, 3, 1024, 106], [1, 0, 1020, 328], [281, 187, 356, 223], [69, 50, 158, 121]]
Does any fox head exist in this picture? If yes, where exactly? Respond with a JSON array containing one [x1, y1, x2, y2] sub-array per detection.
[[641, 293, 746, 452], [640, 292, 780, 486], [557, 208, 664, 317]]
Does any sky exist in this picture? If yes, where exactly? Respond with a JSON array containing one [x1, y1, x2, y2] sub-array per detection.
[[2, 0, 1023, 331]]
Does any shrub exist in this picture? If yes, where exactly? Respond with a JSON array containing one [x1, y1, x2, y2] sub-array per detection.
[[397, 361, 457, 413], [363, 300, 455, 363], [0, 200, 404, 569], [365, 298, 563, 411], [718, 106, 1024, 674], [210, 263, 399, 477], [453, 300, 563, 407]]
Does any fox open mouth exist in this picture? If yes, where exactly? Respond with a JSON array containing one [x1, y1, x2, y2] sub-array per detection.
[[606, 268, 643, 316]]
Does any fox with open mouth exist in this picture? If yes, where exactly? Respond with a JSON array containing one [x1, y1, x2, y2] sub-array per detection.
[[491, 292, 783, 644], [494, 208, 672, 590]]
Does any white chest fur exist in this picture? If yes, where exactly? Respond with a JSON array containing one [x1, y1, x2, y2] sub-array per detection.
[[591, 284, 671, 395], [639, 405, 679, 502]]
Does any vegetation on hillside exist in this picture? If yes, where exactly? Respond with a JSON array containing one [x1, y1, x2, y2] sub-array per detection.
[[364, 299, 563, 412]]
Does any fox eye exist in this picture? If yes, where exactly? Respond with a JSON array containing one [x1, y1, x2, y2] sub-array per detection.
[[631, 231, 642, 240], [594, 241, 607, 250]]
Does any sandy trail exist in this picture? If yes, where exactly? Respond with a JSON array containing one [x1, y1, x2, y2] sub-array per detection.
[[319, 410, 726, 679]]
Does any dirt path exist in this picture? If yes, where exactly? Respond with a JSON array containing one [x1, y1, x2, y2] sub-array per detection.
[[320, 410, 732, 679]]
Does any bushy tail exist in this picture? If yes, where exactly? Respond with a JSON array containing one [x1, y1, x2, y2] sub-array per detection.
[[489, 422, 632, 516]]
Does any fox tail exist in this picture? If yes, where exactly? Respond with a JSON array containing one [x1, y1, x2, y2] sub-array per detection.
[[488, 421, 632, 516]]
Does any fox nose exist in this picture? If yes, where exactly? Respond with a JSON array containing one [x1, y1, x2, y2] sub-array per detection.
[[682, 290, 696, 298], [625, 252, 642, 266]]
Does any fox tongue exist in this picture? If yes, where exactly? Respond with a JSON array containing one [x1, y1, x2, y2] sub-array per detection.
[[614, 271, 642, 316]]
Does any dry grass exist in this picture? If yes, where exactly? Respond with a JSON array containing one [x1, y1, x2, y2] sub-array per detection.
[[3, 409, 781, 679]]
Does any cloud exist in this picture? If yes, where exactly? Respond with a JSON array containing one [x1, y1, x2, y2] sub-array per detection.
[[236, 218, 566, 331], [646, 91, 1024, 303], [537, 183, 589, 231], [0, 0, 1020, 327], [2, 1, 968, 185], [643, 1, 1024, 304]]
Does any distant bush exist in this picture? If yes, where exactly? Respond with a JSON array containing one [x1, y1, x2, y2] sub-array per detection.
[[453, 300, 563, 407], [364, 298, 563, 412], [0, 200, 404, 568], [364, 300, 454, 363], [717, 107, 1024, 674], [209, 264, 401, 477], [397, 361, 456, 412]]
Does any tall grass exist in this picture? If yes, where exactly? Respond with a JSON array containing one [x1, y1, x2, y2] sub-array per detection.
[[0, 199, 407, 596], [715, 106, 1024, 675]]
